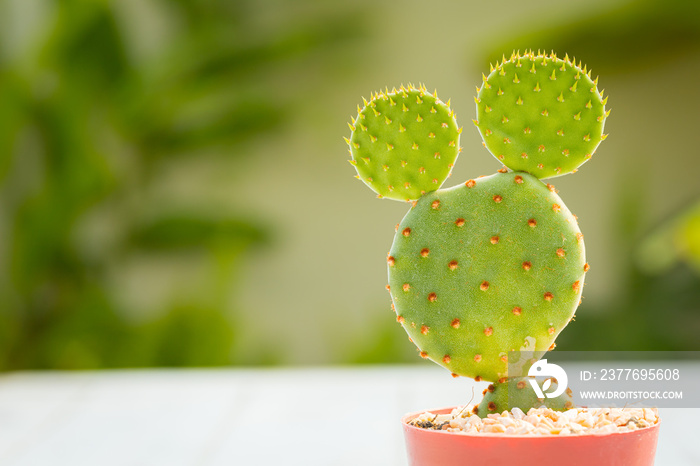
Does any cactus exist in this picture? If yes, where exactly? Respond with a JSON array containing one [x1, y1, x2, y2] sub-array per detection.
[[347, 85, 462, 201], [388, 171, 585, 382], [475, 51, 608, 179], [474, 377, 574, 418], [345, 51, 607, 416]]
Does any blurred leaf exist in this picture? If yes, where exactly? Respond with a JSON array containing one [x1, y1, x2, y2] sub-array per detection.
[[638, 199, 700, 275], [139, 303, 236, 367], [346, 313, 418, 365], [480, 0, 700, 75], [129, 215, 270, 251], [0, 71, 28, 182], [0, 0, 366, 371]]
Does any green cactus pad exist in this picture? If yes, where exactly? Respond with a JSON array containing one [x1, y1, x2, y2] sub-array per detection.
[[474, 377, 574, 418], [347, 84, 461, 201], [388, 172, 586, 382], [475, 51, 608, 179]]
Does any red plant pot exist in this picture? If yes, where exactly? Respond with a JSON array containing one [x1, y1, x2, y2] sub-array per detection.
[[402, 407, 660, 466]]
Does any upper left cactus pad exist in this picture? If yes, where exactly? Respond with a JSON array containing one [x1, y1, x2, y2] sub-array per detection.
[[347, 85, 461, 201]]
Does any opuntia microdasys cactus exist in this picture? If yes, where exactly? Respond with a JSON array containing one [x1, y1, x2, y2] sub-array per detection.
[[345, 50, 607, 415]]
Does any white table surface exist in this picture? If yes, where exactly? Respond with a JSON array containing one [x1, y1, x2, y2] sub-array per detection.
[[0, 365, 697, 466]]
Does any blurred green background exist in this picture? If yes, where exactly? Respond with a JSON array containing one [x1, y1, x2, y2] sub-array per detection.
[[1, 0, 699, 371]]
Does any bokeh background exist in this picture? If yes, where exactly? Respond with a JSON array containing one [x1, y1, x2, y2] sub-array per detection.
[[1, 0, 699, 371]]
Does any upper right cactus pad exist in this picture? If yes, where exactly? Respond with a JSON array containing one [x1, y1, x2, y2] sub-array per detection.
[[475, 51, 609, 179]]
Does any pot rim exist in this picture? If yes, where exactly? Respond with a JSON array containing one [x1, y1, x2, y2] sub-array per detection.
[[402, 406, 661, 439]]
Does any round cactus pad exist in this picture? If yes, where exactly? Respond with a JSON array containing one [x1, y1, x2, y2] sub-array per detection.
[[347, 85, 461, 201], [388, 172, 587, 381], [475, 52, 608, 179]]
